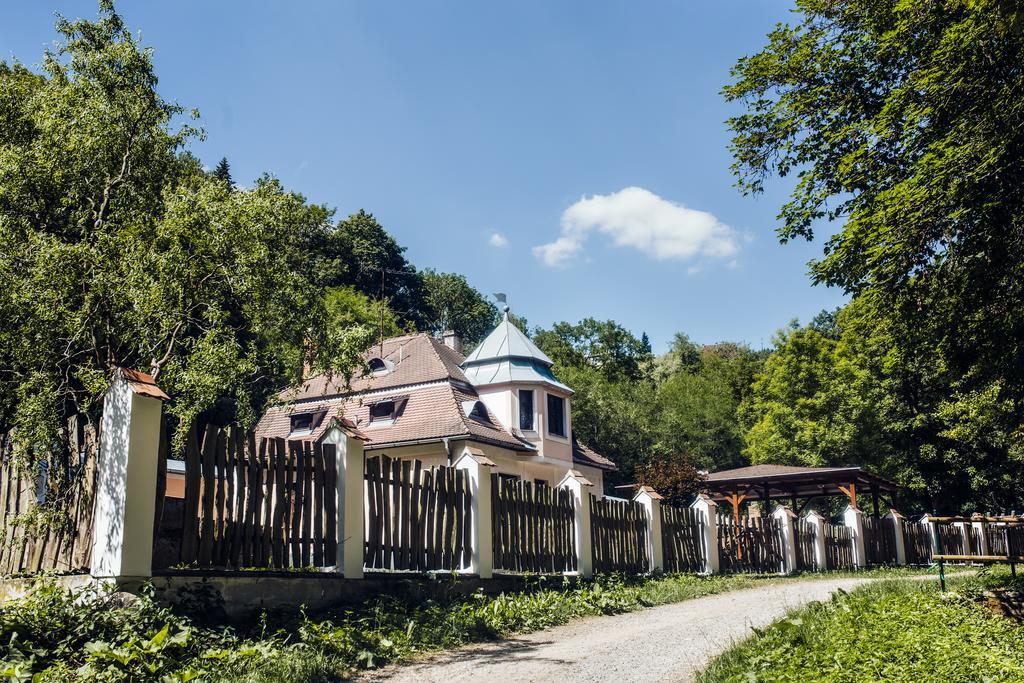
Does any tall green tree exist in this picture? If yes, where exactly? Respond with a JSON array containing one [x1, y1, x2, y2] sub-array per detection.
[[0, 4, 369, 465], [726, 0, 1024, 511], [212, 156, 232, 188], [418, 270, 498, 345]]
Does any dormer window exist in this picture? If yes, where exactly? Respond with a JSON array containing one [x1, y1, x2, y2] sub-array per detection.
[[547, 393, 566, 438], [368, 357, 391, 374], [461, 400, 492, 423], [367, 395, 408, 424], [290, 409, 327, 434], [369, 400, 396, 423]]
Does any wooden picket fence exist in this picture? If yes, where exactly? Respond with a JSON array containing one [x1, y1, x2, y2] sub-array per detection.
[[863, 515, 897, 565], [985, 523, 1024, 558], [904, 522, 933, 564], [491, 476, 576, 574], [363, 455, 472, 572], [794, 518, 818, 571], [660, 505, 704, 573], [590, 496, 649, 573], [0, 416, 99, 575], [171, 424, 338, 570], [824, 522, 854, 569], [935, 522, 967, 557], [717, 514, 784, 574]]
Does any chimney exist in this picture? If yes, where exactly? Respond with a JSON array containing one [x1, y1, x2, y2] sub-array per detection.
[[442, 330, 462, 354]]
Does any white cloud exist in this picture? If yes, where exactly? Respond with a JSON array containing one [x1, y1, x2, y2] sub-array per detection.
[[533, 186, 739, 268], [488, 231, 509, 248]]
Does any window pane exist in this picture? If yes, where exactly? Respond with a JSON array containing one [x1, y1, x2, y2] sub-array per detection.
[[519, 390, 534, 430], [547, 394, 565, 437], [370, 401, 394, 421]]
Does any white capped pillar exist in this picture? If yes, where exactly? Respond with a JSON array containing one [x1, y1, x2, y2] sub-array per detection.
[[321, 419, 366, 579], [558, 470, 594, 578], [454, 447, 496, 578], [804, 510, 828, 571], [91, 368, 169, 583], [772, 506, 798, 574], [843, 505, 867, 568], [971, 514, 989, 557], [886, 509, 907, 565], [632, 486, 664, 573], [691, 494, 719, 574]]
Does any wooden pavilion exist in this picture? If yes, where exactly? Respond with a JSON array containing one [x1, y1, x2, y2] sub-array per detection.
[[702, 464, 900, 522]]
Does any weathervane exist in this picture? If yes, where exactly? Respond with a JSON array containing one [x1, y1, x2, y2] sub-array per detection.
[[493, 292, 510, 314]]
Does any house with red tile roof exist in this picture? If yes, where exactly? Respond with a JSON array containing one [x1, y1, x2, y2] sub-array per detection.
[[256, 309, 617, 492]]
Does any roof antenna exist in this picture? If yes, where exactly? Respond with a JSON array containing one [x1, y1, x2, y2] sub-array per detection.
[[494, 292, 510, 316]]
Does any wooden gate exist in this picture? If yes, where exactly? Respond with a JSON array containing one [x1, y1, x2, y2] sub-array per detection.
[[660, 505, 704, 573], [363, 455, 472, 572], [491, 476, 576, 574], [590, 496, 649, 573], [167, 424, 338, 570], [717, 513, 784, 574]]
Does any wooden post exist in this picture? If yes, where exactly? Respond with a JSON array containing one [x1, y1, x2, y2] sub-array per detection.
[[90, 369, 169, 584], [886, 509, 907, 565], [632, 486, 664, 573], [838, 482, 858, 510], [321, 420, 365, 578], [771, 506, 798, 574], [558, 470, 594, 578], [691, 494, 719, 574], [843, 505, 867, 568], [804, 510, 827, 571], [454, 448, 495, 578]]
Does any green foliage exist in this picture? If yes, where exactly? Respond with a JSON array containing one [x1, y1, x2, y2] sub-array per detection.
[[211, 157, 232, 188], [0, 573, 784, 682], [698, 570, 1024, 682], [726, 0, 1024, 513], [418, 270, 499, 345], [0, 5, 373, 463]]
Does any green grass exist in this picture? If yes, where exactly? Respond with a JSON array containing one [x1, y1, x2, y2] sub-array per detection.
[[0, 568, 947, 682], [698, 568, 1024, 683]]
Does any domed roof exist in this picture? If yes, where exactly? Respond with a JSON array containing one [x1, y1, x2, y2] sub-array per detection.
[[462, 313, 553, 367]]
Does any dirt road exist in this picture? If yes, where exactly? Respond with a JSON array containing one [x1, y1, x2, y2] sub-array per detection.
[[361, 577, 872, 683]]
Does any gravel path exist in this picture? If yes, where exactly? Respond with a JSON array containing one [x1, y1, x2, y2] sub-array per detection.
[[360, 577, 874, 683]]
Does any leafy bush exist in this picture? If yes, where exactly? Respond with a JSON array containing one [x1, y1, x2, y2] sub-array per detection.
[[698, 569, 1024, 683], [0, 572, 782, 682]]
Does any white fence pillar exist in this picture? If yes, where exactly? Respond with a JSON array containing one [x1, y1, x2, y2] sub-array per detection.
[[559, 470, 594, 578], [844, 506, 867, 568], [321, 420, 366, 579], [804, 510, 828, 571], [972, 515, 989, 557], [633, 486, 664, 573], [454, 449, 496, 578], [886, 509, 907, 565], [772, 506, 798, 574], [955, 520, 971, 556], [691, 494, 719, 574], [91, 368, 169, 583], [919, 513, 937, 557]]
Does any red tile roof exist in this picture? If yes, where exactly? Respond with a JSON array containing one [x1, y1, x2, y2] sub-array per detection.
[[572, 439, 617, 471]]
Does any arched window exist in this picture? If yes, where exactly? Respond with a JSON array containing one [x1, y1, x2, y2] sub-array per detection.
[[367, 357, 391, 374], [462, 400, 491, 423]]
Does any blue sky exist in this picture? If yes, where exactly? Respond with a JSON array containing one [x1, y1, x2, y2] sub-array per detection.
[[3, 1, 846, 352]]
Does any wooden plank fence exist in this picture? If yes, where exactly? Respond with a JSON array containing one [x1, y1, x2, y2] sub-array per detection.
[[590, 496, 649, 573], [491, 476, 576, 574], [660, 505, 704, 573], [863, 515, 897, 565], [904, 523, 932, 565], [363, 455, 472, 572], [717, 513, 784, 574], [794, 518, 818, 571], [935, 522, 967, 557], [169, 424, 338, 570], [824, 522, 854, 570], [0, 415, 99, 575]]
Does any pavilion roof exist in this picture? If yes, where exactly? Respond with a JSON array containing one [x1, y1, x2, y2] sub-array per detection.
[[703, 464, 899, 502]]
